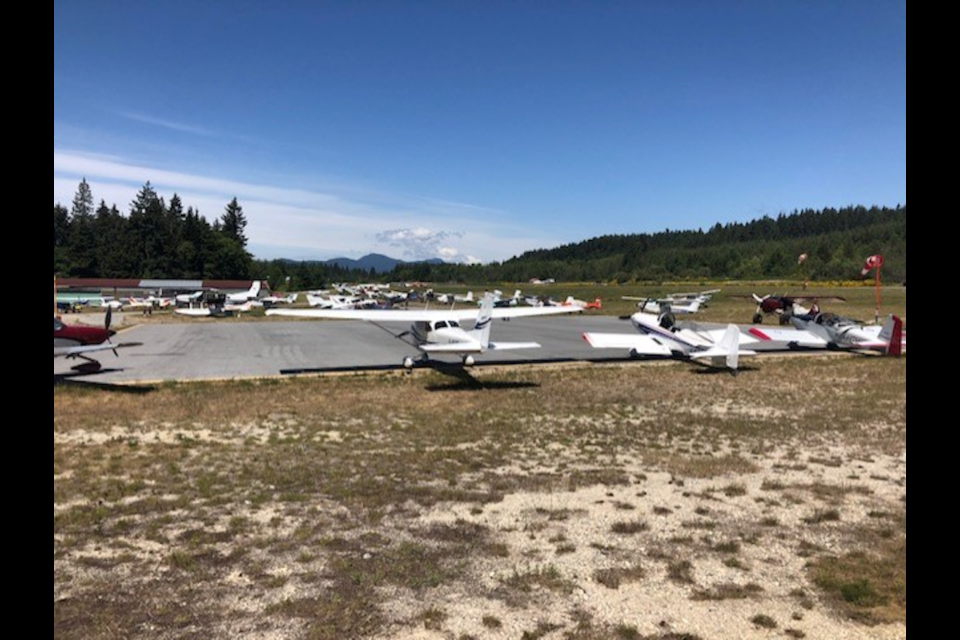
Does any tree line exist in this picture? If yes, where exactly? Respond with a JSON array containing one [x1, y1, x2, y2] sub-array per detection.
[[55, 179, 905, 287], [54, 180, 252, 280]]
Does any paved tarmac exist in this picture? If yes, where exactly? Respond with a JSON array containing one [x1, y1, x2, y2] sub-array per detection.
[[54, 315, 638, 384]]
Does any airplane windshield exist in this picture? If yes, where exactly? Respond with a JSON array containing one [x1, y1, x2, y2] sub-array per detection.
[[54, 319, 64, 331]]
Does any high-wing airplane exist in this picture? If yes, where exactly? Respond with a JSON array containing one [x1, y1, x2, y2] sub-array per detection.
[[583, 312, 757, 373], [261, 293, 299, 308], [267, 293, 580, 368], [226, 281, 263, 304], [54, 311, 141, 372], [436, 291, 475, 306], [623, 298, 703, 316], [749, 313, 905, 355]]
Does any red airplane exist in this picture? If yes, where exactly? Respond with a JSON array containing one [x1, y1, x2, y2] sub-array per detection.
[[54, 311, 141, 372]]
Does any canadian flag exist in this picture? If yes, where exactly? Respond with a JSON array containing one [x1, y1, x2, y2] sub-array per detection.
[[861, 254, 884, 277]]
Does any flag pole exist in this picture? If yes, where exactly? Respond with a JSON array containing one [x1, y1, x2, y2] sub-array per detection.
[[875, 265, 882, 324]]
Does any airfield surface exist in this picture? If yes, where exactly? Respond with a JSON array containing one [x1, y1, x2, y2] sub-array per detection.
[[54, 315, 651, 383]]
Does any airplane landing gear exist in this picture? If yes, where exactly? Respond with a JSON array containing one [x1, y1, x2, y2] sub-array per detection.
[[462, 355, 476, 367]]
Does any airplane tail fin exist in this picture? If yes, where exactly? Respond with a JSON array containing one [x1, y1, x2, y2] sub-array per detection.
[[472, 293, 495, 349], [879, 315, 904, 356], [696, 325, 754, 372], [250, 281, 262, 298], [465, 291, 474, 303]]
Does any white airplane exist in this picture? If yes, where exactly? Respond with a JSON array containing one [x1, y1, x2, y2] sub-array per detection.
[[99, 297, 125, 311], [261, 293, 299, 307], [226, 281, 262, 304], [307, 294, 370, 309], [748, 314, 905, 355], [489, 290, 523, 308], [583, 312, 757, 373], [623, 297, 704, 315], [436, 291, 474, 306], [267, 293, 580, 369]]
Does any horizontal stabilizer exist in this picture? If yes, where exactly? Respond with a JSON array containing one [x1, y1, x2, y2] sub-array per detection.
[[486, 341, 541, 351]]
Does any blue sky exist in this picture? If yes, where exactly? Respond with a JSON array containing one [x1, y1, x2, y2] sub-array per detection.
[[54, 1, 906, 264]]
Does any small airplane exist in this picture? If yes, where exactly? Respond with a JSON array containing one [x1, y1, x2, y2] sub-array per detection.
[[99, 297, 125, 311], [749, 313, 905, 355], [490, 290, 523, 308], [623, 289, 719, 316], [54, 310, 141, 373], [436, 291, 475, 306], [583, 311, 757, 373], [267, 293, 580, 369], [563, 296, 603, 311], [226, 281, 263, 305], [623, 298, 703, 316], [745, 294, 846, 325], [261, 293, 299, 308]]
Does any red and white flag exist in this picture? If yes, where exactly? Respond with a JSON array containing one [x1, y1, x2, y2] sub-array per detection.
[[861, 254, 884, 277]]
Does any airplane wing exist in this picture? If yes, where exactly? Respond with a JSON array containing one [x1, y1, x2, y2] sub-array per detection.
[[582, 333, 675, 357], [747, 327, 830, 348], [63, 342, 142, 357], [267, 306, 580, 322]]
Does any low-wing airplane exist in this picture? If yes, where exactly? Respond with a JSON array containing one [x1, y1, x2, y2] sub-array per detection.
[[749, 313, 905, 355], [267, 293, 580, 369], [261, 293, 299, 308], [562, 296, 603, 311], [583, 312, 757, 373], [744, 294, 846, 325], [54, 311, 141, 372]]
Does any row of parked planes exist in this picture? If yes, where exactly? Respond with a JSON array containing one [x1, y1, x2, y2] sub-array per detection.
[[55, 287, 905, 376]]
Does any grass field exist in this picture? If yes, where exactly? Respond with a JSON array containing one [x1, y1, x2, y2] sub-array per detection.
[[55, 352, 906, 639]]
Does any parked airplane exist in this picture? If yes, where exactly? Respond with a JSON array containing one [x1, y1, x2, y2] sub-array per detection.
[[436, 291, 474, 306], [623, 298, 703, 316], [226, 281, 263, 304], [744, 294, 846, 325], [624, 289, 719, 316], [267, 293, 580, 369], [54, 311, 141, 372], [563, 296, 603, 311], [749, 314, 905, 355], [583, 312, 757, 373], [261, 293, 299, 308]]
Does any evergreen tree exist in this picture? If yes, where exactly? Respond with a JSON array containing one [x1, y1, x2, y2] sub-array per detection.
[[220, 198, 248, 248]]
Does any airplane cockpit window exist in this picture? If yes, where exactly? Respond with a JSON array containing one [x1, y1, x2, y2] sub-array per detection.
[[54, 319, 64, 331], [434, 321, 449, 330], [449, 321, 460, 328]]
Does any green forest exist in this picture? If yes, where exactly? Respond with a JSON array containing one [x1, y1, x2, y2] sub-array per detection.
[[54, 180, 253, 280], [55, 180, 905, 287]]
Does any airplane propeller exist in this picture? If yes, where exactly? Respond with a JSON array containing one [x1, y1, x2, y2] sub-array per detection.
[[105, 305, 113, 331]]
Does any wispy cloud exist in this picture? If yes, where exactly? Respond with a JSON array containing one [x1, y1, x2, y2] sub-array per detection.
[[119, 112, 218, 137], [54, 149, 560, 263], [375, 228, 481, 264]]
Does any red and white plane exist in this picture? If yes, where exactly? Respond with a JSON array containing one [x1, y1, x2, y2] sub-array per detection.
[[54, 313, 141, 373], [749, 314, 905, 355]]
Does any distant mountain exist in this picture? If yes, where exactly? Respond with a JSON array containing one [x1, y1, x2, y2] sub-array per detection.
[[324, 254, 445, 273]]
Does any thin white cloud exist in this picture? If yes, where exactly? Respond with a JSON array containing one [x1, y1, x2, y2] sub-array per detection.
[[54, 149, 561, 263], [119, 112, 218, 137]]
